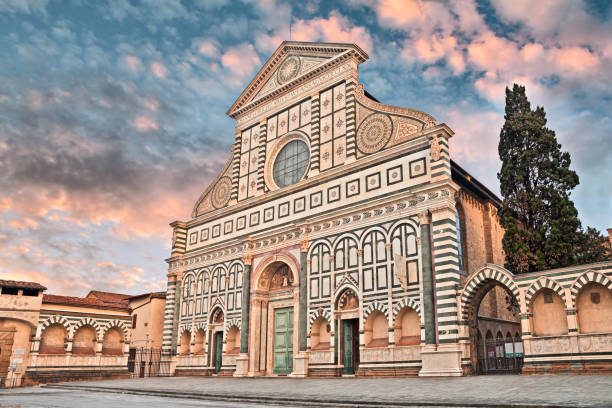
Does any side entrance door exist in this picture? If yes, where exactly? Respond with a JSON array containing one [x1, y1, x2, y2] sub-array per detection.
[[273, 307, 293, 375], [213, 331, 223, 374], [342, 319, 359, 374]]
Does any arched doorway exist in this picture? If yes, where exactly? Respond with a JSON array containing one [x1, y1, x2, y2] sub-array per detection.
[[335, 288, 360, 375], [209, 308, 224, 374], [462, 267, 523, 375], [250, 258, 299, 376]]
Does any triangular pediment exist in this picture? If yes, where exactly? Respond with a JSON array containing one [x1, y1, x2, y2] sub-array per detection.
[[227, 41, 368, 118]]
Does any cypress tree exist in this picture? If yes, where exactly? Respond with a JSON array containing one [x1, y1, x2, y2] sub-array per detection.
[[498, 84, 581, 273]]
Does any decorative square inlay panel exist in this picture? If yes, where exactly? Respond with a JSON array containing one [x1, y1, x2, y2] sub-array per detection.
[[278, 201, 290, 218], [409, 158, 427, 178], [310, 191, 323, 209], [200, 228, 209, 242], [386, 165, 403, 185], [264, 206, 275, 223], [327, 185, 341, 203], [294, 196, 306, 214], [366, 172, 381, 192], [346, 179, 360, 198]]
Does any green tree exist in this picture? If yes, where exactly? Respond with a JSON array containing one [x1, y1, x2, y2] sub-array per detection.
[[575, 227, 612, 264], [498, 84, 582, 273]]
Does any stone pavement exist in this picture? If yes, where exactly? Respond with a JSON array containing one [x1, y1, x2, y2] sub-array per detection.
[[29, 375, 612, 407], [0, 386, 283, 408]]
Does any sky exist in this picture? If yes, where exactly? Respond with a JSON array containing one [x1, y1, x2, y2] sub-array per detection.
[[1, 0, 611, 296]]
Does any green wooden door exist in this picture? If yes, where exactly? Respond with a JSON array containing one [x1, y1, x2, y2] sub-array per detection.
[[273, 307, 293, 374], [343, 319, 354, 374], [214, 332, 223, 373]]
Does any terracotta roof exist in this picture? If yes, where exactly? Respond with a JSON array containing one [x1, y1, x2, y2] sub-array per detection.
[[42, 294, 130, 311], [86, 290, 131, 305], [127, 291, 166, 301], [0, 279, 46, 291]]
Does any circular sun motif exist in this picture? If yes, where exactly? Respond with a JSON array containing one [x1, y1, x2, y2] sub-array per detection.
[[357, 113, 393, 154], [277, 56, 301, 84], [211, 176, 231, 209]]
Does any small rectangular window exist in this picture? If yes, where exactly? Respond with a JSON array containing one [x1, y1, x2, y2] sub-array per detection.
[[1, 287, 18, 295], [132, 314, 137, 329]]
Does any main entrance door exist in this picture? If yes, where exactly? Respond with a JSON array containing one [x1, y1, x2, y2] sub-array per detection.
[[342, 319, 359, 374], [273, 307, 293, 375], [213, 332, 223, 374]]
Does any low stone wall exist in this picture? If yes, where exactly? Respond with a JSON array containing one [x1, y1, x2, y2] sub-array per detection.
[[523, 332, 612, 374], [22, 368, 129, 386]]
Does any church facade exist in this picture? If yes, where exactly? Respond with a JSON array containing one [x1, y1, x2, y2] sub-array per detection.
[[163, 41, 612, 377]]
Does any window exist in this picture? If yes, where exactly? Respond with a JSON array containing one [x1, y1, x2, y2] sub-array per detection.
[[273, 140, 309, 188], [455, 209, 465, 271], [132, 314, 137, 329]]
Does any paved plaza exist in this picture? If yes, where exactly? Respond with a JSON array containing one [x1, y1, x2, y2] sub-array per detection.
[[1, 375, 611, 407]]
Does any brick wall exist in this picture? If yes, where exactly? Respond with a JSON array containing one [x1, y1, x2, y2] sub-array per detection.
[[456, 190, 505, 276]]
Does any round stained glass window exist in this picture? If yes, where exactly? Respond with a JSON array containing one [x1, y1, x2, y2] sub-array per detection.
[[273, 140, 309, 188]]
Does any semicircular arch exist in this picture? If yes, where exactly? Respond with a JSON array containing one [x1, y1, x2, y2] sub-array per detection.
[[460, 264, 520, 321]]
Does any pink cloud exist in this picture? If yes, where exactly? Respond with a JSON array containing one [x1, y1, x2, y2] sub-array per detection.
[[221, 44, 261, 80], [151, 61, 168, 78], [197, 40, 219, 57], [376, 0, 425, 28], [291, 12, 373, 54], [8, 217, 39, 230], [124, 55, 142, 73], [549, 46, 600, 75], [134, 115, 158, 131]]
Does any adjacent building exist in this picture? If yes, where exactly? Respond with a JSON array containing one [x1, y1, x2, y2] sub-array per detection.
[[0, 282, 165, 387]]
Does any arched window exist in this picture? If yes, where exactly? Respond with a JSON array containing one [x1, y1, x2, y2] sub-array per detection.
[[394, 307, 420, 346], [364, 310, 389, 348], [40, 324, 67, 354], [72, 325, 97, 355], [194, 329, 206, 355], [309, 243, 331, 300], [334, 237, 358, 271], [226, 326, 240, 354], [181, 274, 195, 317], [179, 330, 191, 356], [531, 289, 568, 337], [576, 282, 612, 334], [390, 223, 419, 286], [102, 327, 124, 355], [362, 230, 387, 290], [310, 316, 331, 350]]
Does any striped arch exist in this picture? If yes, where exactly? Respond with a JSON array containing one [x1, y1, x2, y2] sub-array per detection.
[[460, 264, 520, 320], [331, 232, 360, 253], [102, 320, 129, 338], [308, 308, 332, 332], [570, 270, 612, 308], [71, 317, 101, 339], [525, 277, 566, 310], [225, 318, 241, 337], [193, 321, 207, 333], [389, 219, 419, 237], [307, 238, 332, 259], [209, 303, 226, 324], [334, 279, 359, 302], [39, 315, 71, 336], [359, 225, 389, 247], [179, 323, 192, 336], [363, 301, 389, 321], [393, 297, 422, 323], [227, 259, 245, 272]]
